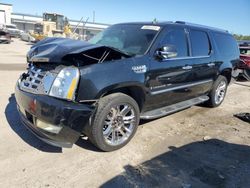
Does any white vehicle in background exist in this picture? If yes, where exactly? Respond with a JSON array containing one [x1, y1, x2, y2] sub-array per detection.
[[5, 24, 20, 37], [20, 31, 36, 43]]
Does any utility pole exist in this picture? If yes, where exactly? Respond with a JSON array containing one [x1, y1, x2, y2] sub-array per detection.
[[93, 11, 95, 23]]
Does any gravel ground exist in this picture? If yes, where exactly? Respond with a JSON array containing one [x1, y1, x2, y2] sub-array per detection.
[[0, 39, 250, 188]]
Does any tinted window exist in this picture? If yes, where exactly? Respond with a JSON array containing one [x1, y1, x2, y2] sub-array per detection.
[[161, 28, 188, 57], [190, 30, 210, 56], [214, 32, 240, 58]]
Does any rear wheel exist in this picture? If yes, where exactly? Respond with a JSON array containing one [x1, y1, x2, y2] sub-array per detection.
[[88, 93, 140, 151], [206, 75, 228, 107]]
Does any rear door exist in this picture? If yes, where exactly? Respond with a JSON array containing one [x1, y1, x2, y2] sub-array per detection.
[[187, 29, 217, 96]]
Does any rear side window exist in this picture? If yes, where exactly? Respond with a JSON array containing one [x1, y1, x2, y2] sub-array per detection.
[[190, 30, 210, 56], [213, 33, 239, 58], [161, 28, 188, 57]]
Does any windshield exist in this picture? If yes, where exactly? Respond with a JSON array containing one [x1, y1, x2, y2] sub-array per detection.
[[89, 24, 160, 56], [6, 25, 17, 29]]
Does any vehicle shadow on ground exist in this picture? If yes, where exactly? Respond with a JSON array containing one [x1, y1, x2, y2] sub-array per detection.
[[234, 80, 250, 88], [75, 138, 103, 152], [5, 94, 62, 153], [101, 139, 250, 188], [234, 76, 250, 87], [74, 119, 155, 152]]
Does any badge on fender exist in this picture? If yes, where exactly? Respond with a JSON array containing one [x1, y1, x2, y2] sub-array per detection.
[[132, 65, 147, 73]]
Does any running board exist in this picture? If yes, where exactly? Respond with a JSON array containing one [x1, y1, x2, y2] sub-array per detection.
[[140, 95, 209, 120]]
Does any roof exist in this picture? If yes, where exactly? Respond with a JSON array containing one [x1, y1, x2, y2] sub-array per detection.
[[5, 23, 15, 25], [0, 3, 12, 6], [115, 21, 228, 33]]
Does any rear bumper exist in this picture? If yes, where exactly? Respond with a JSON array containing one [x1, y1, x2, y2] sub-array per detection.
[[15, 83, 95, 148]]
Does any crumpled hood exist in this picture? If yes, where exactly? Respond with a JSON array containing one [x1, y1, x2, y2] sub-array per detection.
[[27, 37, 103, 63]]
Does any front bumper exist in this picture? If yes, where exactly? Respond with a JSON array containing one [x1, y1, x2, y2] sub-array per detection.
[[0, 37, 10, 43], [15, 83, 95, 148]]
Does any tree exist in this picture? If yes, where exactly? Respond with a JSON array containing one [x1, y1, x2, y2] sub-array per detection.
[[233, 34, 250, 41]]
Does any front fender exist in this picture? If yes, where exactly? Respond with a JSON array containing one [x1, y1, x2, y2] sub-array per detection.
[[76, 57, 149, 101], [96, 81, 147, 99]]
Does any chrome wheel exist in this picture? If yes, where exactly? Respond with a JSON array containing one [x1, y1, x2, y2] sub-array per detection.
[[215, 80, 226, 104], [102, 104, 136, 146]]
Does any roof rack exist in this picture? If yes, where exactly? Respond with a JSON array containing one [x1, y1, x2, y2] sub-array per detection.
[[175, 21, 185, 24], [175, 21, 228, 33]]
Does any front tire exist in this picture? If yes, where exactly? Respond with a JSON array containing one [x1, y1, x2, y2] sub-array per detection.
[[88, 93, 140, 151], [206, 75, 228, 107]]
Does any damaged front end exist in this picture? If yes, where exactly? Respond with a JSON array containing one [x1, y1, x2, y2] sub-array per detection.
[[16, 37, 131, 148], [27, 37, 130, 66], [22, 37, 131, 101]]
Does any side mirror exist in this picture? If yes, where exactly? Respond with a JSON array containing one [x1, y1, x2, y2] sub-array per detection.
[[156, 44, 178, 59]]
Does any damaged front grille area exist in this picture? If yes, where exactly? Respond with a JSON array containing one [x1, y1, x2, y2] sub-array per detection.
[[24, 66, 44, 89], [19, 65, 56, 95]]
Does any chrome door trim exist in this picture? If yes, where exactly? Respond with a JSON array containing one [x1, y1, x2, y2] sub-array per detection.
[[150, 79, 213, 95], [162, 55, 210, 62]]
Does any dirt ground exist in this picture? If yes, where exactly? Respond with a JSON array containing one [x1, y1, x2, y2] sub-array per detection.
[[0, 39, 250, 188]]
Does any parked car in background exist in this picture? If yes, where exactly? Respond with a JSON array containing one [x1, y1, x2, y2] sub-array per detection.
[[0, 30, 11, 44], [237, 43, 250, 80], [5, 24, 20, 37], [20, 31, 36, 43], [238, 40, 250, 46], [240, 45, 250, 66]]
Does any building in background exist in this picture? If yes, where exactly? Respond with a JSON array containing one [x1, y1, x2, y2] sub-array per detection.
[[0, 3, 13, 25], [12, 13, 109, 39], [0, 3, 109, 39]]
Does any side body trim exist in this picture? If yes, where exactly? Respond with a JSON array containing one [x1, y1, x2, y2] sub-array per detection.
[[150, 79, 213, 95]]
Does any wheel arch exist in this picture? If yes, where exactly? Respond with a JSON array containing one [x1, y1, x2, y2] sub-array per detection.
[[98, 84, 146, 112], [219, 68, 232, 84]]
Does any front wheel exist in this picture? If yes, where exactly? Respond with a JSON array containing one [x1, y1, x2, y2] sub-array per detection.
[[88, 93, 140, 151], [206, 75, 228, 107]]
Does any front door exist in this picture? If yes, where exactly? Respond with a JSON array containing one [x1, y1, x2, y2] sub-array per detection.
[[145, 26, 195, 111]]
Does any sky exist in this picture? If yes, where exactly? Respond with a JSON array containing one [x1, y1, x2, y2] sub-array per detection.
[[3, 0, 250, 35]]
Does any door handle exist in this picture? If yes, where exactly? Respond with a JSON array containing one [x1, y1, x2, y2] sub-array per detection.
[[182, 65, 193, 70], [207, 63, 215, 67]]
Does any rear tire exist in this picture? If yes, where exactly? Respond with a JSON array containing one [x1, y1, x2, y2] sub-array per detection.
[[206, 75, 228, 107], [88, 93, 140, 151]]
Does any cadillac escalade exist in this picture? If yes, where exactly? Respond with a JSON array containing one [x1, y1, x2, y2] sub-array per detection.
[[15, 21, 240, 151]]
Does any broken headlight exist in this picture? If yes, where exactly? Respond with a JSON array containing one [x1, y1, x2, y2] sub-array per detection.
[[49, 67, 80, 100]]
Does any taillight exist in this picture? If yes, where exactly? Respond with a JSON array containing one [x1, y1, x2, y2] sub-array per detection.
[[245, 60, 250, 68], [239, 59, 250, 69]]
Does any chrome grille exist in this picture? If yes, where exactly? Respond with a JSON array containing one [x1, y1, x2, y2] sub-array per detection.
[[19, 65, 56, 94]]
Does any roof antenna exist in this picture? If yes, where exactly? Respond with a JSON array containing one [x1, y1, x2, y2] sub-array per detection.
[[152, 18, 158, 24]]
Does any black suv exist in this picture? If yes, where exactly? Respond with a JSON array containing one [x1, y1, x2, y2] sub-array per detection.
[[15, 21, 240, 151]]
